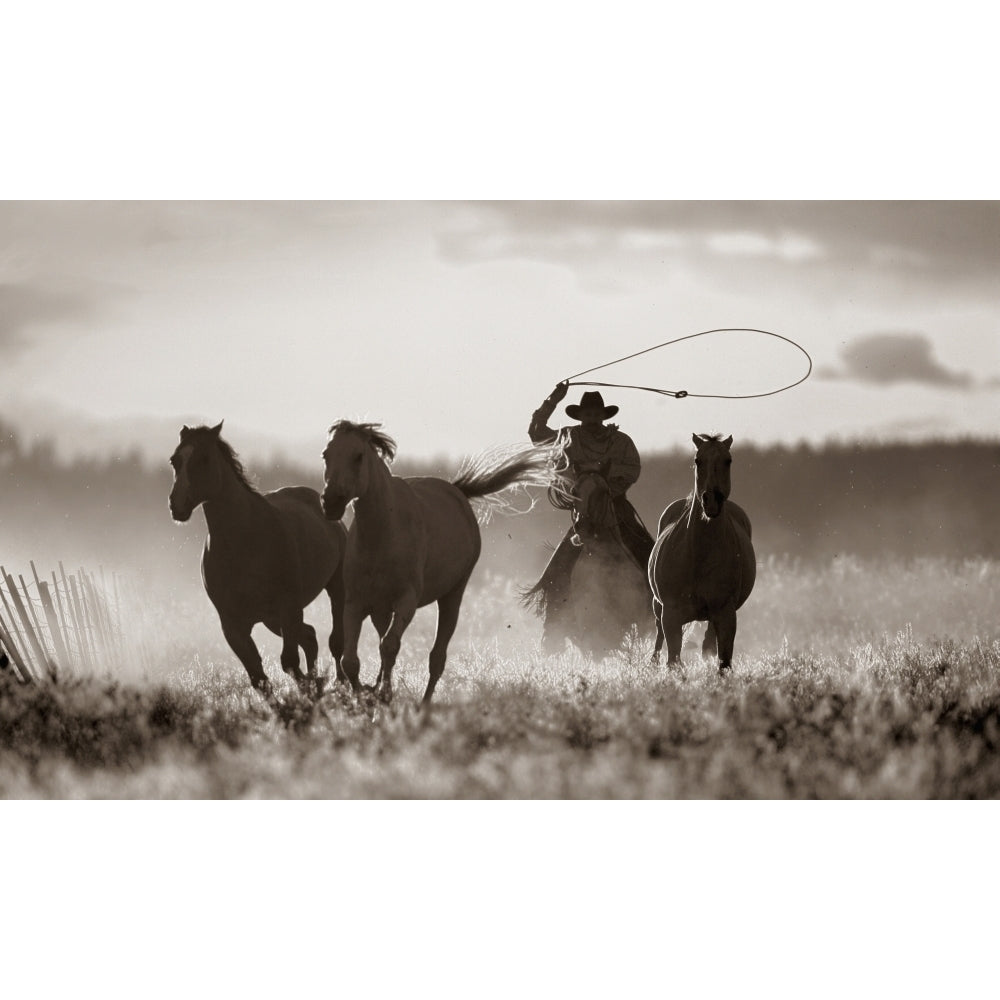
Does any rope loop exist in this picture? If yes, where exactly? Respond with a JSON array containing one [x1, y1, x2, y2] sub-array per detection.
[[562, 328, 812, 401]]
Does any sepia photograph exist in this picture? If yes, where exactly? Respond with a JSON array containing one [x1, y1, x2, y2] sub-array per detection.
[[3, 199, 997, 799], [3, 5, 997, 997]]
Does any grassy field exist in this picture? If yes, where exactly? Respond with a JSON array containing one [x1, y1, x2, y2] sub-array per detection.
[[1, 557, 998, 798]]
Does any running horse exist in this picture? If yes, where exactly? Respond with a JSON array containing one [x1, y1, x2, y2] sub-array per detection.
[[169, 422, 348, 695], [321, 420, 557, 705], [649, 434, 755, 672]]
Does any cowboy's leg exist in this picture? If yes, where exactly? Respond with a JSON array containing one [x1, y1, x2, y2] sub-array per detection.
[[614, 495, 654, 568], [548, 527, 584, 576]]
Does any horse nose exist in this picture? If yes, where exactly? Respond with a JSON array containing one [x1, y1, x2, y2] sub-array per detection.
[[322, 490, 345, 519]]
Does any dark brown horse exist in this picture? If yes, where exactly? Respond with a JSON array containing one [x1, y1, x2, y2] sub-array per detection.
[[526, 471, 652, 657], [321, 420, 557, 705], [169, 422, 347, 694], [649, 434, 755, 673]]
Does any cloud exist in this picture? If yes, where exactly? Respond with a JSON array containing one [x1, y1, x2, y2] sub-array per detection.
[[0, 202, 407, 290], [0, 282, 96, 355], [820, 333, 974, 388], [436, 201, 1000, 290], [704, 230, 824, 261]]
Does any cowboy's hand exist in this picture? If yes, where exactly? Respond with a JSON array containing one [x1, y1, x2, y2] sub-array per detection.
[[548, 381, 569, 403]]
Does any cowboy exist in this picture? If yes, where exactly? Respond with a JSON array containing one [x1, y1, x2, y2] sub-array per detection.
[[527, 382, 654, 600]]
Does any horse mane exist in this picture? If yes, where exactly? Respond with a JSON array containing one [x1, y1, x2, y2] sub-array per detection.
[[695, 433, 726, 443], [179, 425, 260, 493], [329, 419, 398, 463]]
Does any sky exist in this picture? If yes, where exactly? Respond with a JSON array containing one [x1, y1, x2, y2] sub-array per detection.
[[2, 200, 998, 465]]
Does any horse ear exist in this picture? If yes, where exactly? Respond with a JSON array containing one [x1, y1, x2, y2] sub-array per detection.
[[691, 433, 702, 447], [211, 420, 224, 436], [180, 424, 191, 439], [723, 434, 733, 448]]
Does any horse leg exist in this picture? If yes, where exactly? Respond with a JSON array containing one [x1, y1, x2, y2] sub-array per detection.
[[660, 605, 684, 668], [370, 608, 391, 690], [263, 615, 315, 693], [340, 600, 365, 694], [702, 622, 718, 660], [650, 597, 664, 664], [299, 621, 320, 695], [221, 619, 271, 695], [713, 608, 737, 674], [423, 578, 469, 706], [326, 568, 347, 685], [377, 591, 418, 706], [278, 607, 309, 689]]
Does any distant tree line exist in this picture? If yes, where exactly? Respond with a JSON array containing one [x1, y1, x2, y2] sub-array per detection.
[[2, 416, 998, 582]]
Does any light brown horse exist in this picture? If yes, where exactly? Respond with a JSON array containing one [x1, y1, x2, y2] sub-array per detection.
[[321, 420, 556, 705], [649, 434, 755, 673], [169, 422, 347, 695]]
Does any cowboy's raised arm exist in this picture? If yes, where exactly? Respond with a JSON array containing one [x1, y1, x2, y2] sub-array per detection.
[[606, 433, 641, 496], [528, 381, 569, 445]]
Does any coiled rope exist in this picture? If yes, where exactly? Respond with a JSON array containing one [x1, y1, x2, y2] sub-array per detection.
[[563, 327, 812, 400]]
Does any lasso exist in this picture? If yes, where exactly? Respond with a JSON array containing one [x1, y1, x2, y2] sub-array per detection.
[[562, 327, 812, 400]]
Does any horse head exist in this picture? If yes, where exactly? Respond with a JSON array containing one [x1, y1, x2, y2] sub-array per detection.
[[570, 471, 617, 543], [322, 419, 397, 521], [692, 433, 733, 520], [169, 421, 229, 521]]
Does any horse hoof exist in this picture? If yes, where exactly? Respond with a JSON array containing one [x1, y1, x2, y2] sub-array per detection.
[[718, 665, 732, 676]]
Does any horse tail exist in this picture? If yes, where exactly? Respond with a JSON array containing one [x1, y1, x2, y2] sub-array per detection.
[[452, 444, 569, 523]]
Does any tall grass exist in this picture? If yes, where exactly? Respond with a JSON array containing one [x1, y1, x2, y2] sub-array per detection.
[[1, 558, 997, 799], [1, 631, 998, 798]]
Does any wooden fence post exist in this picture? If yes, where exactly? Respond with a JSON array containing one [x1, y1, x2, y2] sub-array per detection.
[[38, 581, 72, 669], [1, 571, 45, 677], [0, 611, 33, 683], [59, 563, 93, 672]]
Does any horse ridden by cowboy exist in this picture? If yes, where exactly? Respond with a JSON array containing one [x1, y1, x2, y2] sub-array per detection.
[[525, 382, 654, 628]]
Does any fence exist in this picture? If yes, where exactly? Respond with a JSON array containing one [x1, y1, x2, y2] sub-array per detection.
[[0, 562, 151, 683]]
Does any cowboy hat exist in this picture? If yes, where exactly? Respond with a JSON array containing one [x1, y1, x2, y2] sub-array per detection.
[[566, 390, 619, 421]]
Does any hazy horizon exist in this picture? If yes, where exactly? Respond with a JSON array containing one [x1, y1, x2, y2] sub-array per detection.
[[2, 201, 998, 466]]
